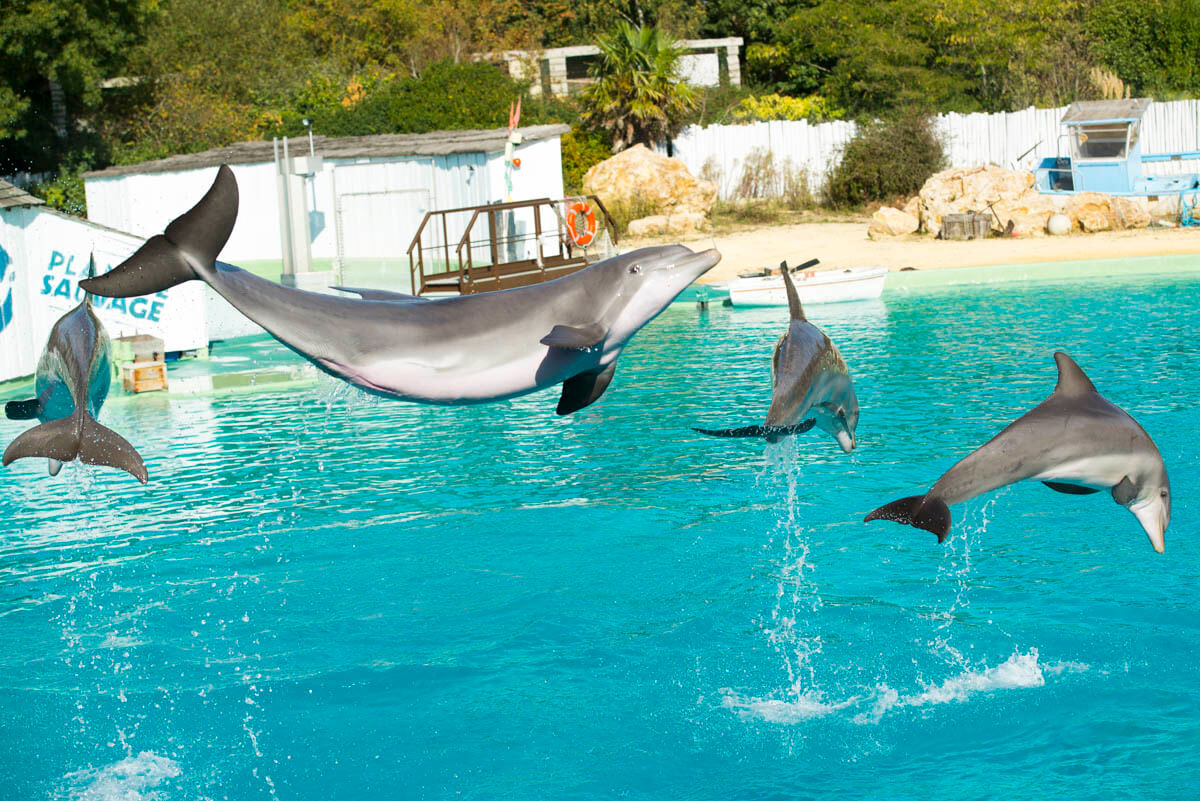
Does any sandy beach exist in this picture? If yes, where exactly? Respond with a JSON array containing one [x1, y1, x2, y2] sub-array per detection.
[[628, 222, 1200, 283]]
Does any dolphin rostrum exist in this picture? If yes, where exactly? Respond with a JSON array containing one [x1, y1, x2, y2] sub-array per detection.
[[695, 261, 859, 449], [80, 165, 720, 415], [865, 352, 1170, 553], [3, 257, 148, 482]]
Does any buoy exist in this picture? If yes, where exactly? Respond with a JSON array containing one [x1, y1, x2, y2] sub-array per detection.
[[1047, 213, 1071, 236]]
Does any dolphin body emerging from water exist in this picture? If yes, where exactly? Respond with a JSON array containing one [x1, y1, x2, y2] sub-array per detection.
[[3, 258, 148, 482], [694, 261, 859, 450], [80, 165, 720, 415], [865, 352, 1170, 553]]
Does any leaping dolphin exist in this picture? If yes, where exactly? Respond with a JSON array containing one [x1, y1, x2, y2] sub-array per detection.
[[80, 165, 720, 415], [865, 352, 1170, 553], [695, 261, 859, 449], [3, 257, 148, 482]]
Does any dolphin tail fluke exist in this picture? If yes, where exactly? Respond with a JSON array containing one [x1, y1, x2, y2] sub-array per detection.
[[3, 417, 83, 469], [693, 420, 816, 439], [78, 415, 149, 483], [2, 415, 148, 483], [80, 164, 238, 298], [864, 494, 952, 542]]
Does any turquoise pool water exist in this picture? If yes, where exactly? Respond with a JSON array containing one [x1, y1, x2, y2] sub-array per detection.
[[2, 271, 1198, 799]]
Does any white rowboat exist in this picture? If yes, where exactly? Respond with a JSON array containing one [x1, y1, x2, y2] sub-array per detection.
[[728, 265, 888, 307]]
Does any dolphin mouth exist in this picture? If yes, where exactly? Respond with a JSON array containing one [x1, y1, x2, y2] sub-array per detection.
[[667, 247, 721, 280], [836, 429, 855, 452], [1131, 498, 1167, 554]]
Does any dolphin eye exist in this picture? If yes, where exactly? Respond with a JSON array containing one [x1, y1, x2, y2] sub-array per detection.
[[629, 264, 641, 274], [1161, 490, 1169, 498]]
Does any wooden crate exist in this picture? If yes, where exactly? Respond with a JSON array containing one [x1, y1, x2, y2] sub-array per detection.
[[121, 360, 168, 393], [942, 213, 973, 240], [113, 334, 165, 366]]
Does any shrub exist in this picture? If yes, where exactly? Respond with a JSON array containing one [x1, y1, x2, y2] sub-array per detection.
[[560, 128, 612, 194], [275, 61, 528, 138], [823, 112, 946, 208], [29, 161, 91, 216], [731, 93, 844, 123]]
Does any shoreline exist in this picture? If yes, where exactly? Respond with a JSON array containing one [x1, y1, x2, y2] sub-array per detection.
[[627, 222, 1200, 283]]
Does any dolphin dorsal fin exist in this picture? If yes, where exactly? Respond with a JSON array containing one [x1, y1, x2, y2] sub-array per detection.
[[779, 261, 806, 321], [84, 254, 97, 307], [1053, 351, 1097, 396]]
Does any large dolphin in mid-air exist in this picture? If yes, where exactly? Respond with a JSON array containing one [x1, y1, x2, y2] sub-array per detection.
[[4, 258, 148, 482], [81, 165, 720, 415], [695, 261, 859, 450], [865, 352, 1170, 553]]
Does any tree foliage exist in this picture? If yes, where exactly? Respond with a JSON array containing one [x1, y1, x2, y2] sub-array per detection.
[[579, 22, 697, 150], [1087, 0, 1200, 98], [0, 0, 157, 172]]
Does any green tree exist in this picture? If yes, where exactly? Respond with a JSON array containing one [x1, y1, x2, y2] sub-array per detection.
[[1087, 0, 1200, 97], [579, 22, 697, 151], [0, 0, 157, 172], [779, 0, 974, 115]]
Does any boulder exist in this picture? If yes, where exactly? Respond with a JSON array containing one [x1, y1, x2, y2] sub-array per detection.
[[1066, 192, 1114, 232], [626, 211, 707, 238], [1111, 196, 1151, 229], [583, 144, 718, 218], [915, 164, 1035, 236], [868, 206, 919, 239], [991, 190, 1067, 237]]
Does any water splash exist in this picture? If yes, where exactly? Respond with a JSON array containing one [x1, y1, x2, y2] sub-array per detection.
[[926, 496, 997, 670], [724, 439, 829, 720], [854, 649, 1054, 724], [59, 751, 180, 801]]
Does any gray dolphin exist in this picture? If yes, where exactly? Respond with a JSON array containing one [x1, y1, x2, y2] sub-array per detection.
[[3, 257, 148, 482], [865, 352, 1170, 553], [80, 165, 720, 415], [695, 261, 859, 449]]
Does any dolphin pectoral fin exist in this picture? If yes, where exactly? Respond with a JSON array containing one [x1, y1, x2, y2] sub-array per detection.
[[864, 494, 953, 542], [556, 363, 616, 415], [1043, 481, 1101, 495], [81, 164, 237, 298], [1112, 476, 1137, 506], [47, 458, 63, 476], [78, 416, 148, 483], [331, 286, 429, 302], [541, 323, 607, 350], [5, 398, 41, 420]]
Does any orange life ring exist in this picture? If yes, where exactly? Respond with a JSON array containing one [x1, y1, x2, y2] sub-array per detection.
[[566, 201, 597, 247]]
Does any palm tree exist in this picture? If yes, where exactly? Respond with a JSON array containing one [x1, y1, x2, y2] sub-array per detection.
[[580, 22, 698, 152]]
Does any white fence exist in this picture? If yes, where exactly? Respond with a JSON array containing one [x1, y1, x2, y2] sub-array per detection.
[[665, 98, 1200, 200]]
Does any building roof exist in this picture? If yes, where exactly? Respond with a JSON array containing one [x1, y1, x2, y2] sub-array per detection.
[[0, 180, 46, 210], [1061, 98, 1152, 125], [84, 123, 570, 179]]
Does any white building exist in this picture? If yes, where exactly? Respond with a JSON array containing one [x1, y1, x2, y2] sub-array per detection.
[[83, 124, 570, 292], [491, 38, 743, 98]]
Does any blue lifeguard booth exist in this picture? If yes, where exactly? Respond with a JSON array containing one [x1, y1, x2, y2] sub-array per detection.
[[1034, 98, 1200, 196]]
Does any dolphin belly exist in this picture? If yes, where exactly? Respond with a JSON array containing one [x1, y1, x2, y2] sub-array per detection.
[[1031, 454, 1135, 489], [323, 347, 599, 404]]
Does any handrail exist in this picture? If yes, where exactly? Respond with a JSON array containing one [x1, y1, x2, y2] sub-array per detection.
[[410, 196, 619, 296]]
